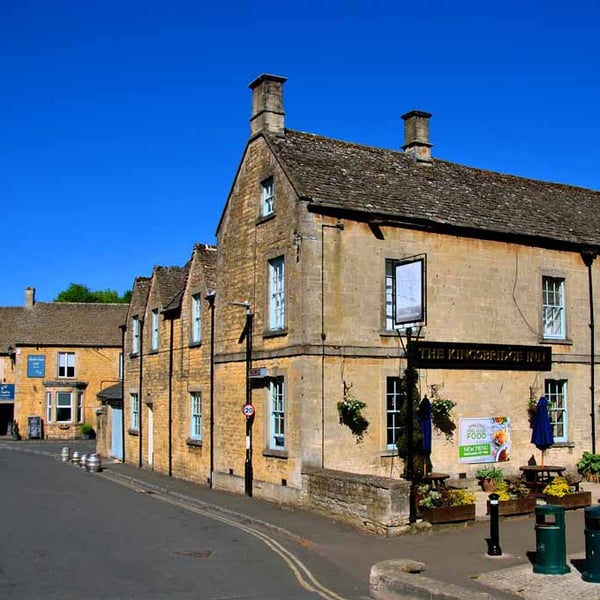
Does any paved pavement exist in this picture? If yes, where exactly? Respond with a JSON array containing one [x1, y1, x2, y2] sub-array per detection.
[[4, 438, 600, 599]]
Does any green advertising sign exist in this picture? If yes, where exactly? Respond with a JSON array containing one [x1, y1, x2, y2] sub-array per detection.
[[459, 417, 511, 464]]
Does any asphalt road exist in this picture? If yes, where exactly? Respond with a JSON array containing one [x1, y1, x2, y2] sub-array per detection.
[[0, 442, 364, 599]]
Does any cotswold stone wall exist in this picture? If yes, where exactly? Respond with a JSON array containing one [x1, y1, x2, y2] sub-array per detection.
[[302, 466, 411, 536]]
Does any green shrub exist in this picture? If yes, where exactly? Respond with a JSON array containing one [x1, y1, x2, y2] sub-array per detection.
[[475, 466, 504, 482]]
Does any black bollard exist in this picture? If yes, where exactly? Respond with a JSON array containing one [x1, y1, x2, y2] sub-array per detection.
[[487, 492, 502, 556]]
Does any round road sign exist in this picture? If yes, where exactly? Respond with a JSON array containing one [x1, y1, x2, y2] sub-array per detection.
[[242, 404, 255, 418]]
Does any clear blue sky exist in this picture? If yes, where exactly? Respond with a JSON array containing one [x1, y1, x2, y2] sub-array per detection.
[[2, 1, 599, 306]]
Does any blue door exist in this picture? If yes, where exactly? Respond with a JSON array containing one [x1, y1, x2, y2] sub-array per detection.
[[110, 406, 123, 460]]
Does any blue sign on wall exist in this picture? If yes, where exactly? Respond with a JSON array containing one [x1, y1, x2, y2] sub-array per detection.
[[27, 355, 46, 378], [0, 384, 15, 401]]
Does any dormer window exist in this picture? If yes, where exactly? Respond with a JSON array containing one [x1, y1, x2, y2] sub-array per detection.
[[262, 177, 274, 217]]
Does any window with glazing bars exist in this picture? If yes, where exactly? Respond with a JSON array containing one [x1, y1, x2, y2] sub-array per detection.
[[542, 277, 565, 339], [544, 379, 567, 442], [386, 376, 404, 448], [270, 378, 285, 449]]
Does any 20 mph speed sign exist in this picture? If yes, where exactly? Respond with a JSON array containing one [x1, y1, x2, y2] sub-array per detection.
[[242, 404, 255, 418]]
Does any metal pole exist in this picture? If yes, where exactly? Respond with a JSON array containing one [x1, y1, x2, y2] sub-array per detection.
[[244, 310, 254, 497], [406, 327, 416, 524], [487, 493, 502, 556]]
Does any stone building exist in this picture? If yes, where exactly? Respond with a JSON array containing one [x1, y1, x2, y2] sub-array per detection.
[[211, 74, 600, 500], [107, 244, 217, 485], [117, 74, 600, 511], [0, 287, 127, 440]]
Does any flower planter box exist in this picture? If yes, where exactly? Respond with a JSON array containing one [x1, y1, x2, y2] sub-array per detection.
[[421, 504, 476, 524], [543, 491, 592, 510], [486, 497, 537, 516]]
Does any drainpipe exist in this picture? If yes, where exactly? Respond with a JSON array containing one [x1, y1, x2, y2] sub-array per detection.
[[206, 290, 216, 488], [582, 249, 597, 454], [138, 319, 144, 468], [168, 317, 174, 477], [119, 324, 126, 463], [320, 220, 345, 468]]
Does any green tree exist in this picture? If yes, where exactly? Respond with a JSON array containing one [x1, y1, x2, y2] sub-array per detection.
[[54, 283, 130, 303], [395, 368, 431, 478]]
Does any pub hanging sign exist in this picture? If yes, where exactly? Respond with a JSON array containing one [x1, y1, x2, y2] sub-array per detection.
[[412, 341, 551, 371]]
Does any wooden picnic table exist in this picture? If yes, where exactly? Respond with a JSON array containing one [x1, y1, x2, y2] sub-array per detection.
[[422, 472, 450, 488], [519, 465, 566, 493]]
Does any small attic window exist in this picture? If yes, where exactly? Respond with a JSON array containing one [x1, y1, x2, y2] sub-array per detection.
[[262, 177, 274, 216]]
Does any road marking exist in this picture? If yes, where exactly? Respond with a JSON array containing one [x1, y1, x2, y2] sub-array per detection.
[[100, 470, 348, 600], [0, 446, 349, 600]]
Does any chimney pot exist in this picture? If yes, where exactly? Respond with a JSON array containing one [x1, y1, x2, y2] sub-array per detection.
[[248, 74, 287, 138], [402, 110, 433, 163]]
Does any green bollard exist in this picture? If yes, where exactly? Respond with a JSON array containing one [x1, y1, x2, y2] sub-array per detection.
[[583, 505, 600, 582], [533, 504, 570, 574]]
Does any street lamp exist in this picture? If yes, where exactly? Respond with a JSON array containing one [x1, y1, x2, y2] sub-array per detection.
[[229, 301, 254, 497]]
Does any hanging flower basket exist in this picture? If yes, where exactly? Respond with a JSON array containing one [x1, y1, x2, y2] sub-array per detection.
[[337, 381, 369, 443], [429, 385, 456, 441]]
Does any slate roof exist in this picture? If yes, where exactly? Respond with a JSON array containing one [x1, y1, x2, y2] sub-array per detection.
[[97, 382, 122, 401], [267, 130, 600, 249], [0, 302, 128, 352], [193, 243, 217, 290], [127, 277, 151, 320], [154, 265, 189, 310]]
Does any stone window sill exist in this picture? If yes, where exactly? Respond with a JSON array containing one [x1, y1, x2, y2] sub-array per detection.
[[263, 448, 288, 459]]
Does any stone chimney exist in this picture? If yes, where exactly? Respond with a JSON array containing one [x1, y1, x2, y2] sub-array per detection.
[[248, 74, 287, 138], [401, 110, 433, 163], [25, 286, 35, 307]]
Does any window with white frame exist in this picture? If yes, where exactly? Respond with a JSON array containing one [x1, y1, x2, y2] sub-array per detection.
[[269, 377, 285, 449], [58, 352, 75, 378], [545, 379, 567, 442], [77, 393, 83, 423], [151, 309, 159, 350], [132, 317, 140, 354], [268, 256, 285, 330], [130, 393, 139, 431], [190, 392, 202, 441], [56, 391, 74, 422], [191, 294, 202, 344], [262, 177, 274, 216], [46, 392, 52, 423], [386, 377, 404, 448], [542, 276, 566, 339]]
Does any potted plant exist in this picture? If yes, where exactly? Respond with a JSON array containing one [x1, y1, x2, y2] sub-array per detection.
[[417, 484, 476, 524], [486, 478, 536, 516], [577, 452, 600, 483], [543, 476, 592, 509], [475, 466, 504, 492], [81, 423, 95, 440]]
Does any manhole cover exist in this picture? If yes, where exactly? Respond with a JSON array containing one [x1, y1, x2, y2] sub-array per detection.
[[173, 550, 213, 558]]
